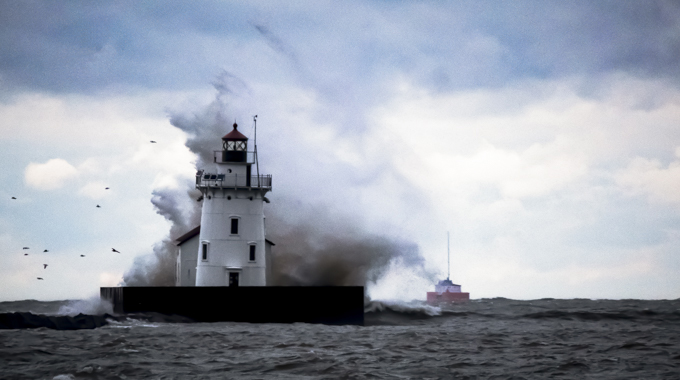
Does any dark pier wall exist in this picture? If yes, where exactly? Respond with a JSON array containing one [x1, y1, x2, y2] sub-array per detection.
[[101, 286, 364, 325]]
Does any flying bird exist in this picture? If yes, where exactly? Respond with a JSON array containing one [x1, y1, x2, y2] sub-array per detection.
[[37, 277, 43, 280], [43, 249, 48, 252], [150, 141, 157, 143], [11, 197, 16, 199], [96, 205, 101, 208], [43, 264, 48, 269], [24, 253, 28, 256], [23, 247, 29, 250], [105, 187, 109, 190], [112, 248, 120, 253], [80, 255, 85, 257]]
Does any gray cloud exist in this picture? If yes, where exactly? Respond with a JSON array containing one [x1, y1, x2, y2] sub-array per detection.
[[252, 23, 302, 69], [2, 1, 678, 96]]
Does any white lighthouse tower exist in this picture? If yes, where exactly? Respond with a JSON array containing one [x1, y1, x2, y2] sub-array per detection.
[[194, 121, 272, 287]]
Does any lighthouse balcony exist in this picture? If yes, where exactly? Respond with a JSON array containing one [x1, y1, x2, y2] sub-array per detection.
[[196, 173, 272, 189]]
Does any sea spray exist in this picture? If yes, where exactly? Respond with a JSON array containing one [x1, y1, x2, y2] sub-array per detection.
[[365, 299, 442, 317], [122, 75, 433, 293], [57, 296, 113, 316]]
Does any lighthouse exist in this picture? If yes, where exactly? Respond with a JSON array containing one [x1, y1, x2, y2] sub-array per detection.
[[103, 118, 363, 325], [193, 121, 273, 287]]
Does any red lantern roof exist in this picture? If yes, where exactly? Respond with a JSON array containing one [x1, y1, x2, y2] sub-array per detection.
[[222, 123, 248, 140]]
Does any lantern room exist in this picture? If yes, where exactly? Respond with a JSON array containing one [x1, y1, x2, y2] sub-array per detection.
[[222, 122, 248, 162]]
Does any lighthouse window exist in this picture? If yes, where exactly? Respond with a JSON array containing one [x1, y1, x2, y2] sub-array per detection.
[[230, 218, 239, 234], [249, 245, 256, 261], [202, 243, 208, 261], [227, 141, 235, 150]]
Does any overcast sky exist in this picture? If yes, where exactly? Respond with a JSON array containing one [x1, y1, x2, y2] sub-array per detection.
[[1, 1, 680, 302]]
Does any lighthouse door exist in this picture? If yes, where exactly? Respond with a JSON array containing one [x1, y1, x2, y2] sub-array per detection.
[[229, 272, 239, 287]]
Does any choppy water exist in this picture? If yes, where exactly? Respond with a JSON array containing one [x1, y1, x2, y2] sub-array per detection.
[[1, 298, 679, 379]]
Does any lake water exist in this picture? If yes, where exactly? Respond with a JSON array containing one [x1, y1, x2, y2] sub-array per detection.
[[1, 298, 679, 379]]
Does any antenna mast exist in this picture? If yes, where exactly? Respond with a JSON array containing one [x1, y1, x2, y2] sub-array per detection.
[[253, 115, 260, 187], [447, 231, 450, 280]]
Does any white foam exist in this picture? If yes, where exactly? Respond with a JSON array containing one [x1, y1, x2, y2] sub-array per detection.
[[52, 375, 75, 380], [57, 296, 113, 316], [367, 257, 434, 302], [366, 299, 442, 316], [104, 318, 160, 329]]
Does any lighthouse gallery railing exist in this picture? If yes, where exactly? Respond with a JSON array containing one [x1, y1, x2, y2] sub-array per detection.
[[196, 173, 272, 189]]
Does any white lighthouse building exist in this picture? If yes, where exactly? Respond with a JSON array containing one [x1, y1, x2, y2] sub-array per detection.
[[177, 121, 273, 287]]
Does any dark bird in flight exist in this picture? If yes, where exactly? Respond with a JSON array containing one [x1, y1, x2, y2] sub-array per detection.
[[43, 249, 48, 252], [112, 248, 120, 253], [150, 141, 157, 143], [11, 197, 16, 199], [24, 253, 28, 256], [96, 205, 101, 208], [105, 187, 109, 190], [23, 247, 29, 249], [80, 255, 85, 257], [43, 264, 48, 269], [37, 277, 43, 280]]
